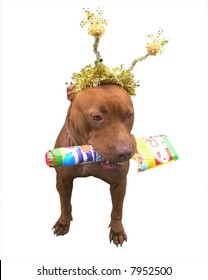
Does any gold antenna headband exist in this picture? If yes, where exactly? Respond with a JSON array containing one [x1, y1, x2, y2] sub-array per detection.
[[69, 8, 168, 96]]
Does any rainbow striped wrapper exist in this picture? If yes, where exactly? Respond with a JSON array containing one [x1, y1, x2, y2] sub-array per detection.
[[133, 135, 178, 172], [45, 135, 178, 171], [45, 145, 103, 167]]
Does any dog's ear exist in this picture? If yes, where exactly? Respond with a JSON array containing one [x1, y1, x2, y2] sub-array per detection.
[[66, 84, 76, 102]]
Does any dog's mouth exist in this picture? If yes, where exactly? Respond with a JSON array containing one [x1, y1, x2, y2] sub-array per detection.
[[89, 143, 130, 170], [100, 160, 124, 170]]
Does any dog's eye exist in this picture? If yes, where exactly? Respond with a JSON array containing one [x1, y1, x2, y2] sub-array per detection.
[[91, 115, 102, 121], [127, 113, 134, 120]]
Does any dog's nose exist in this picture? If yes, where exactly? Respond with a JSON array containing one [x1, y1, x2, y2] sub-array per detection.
[[116, 144, 132, 162]]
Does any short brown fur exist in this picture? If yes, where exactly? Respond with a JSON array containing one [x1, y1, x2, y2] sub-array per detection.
[[52, 84, 136, 246]]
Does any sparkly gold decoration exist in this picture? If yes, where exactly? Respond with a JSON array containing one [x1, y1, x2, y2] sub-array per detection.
[[128, 53, 150, 71], [80, 8, 108, 38], [69, 9, 168, 96], [80, 8, 108, 66], [72, 63, 138, 96], [146, 29, 168, 56], [88, 24, 105, 38]]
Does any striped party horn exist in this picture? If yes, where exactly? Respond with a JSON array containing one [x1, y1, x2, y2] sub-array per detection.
[[45, 135, 178, 171], [45, 145, 103, 167]]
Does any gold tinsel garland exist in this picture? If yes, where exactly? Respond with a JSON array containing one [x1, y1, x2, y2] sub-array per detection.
[[71, 64, 138, 96]]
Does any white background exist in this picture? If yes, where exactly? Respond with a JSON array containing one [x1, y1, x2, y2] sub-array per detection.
[[1, 0, 208, 279]]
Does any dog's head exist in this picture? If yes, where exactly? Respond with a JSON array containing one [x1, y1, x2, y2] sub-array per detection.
[[67, 84, 136, 166]]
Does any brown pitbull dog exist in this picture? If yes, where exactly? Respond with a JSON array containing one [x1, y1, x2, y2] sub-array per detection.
[[52, 84, 136, 246]]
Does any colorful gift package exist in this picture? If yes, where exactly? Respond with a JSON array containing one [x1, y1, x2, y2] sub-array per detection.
[[133, 135, 178, 172]]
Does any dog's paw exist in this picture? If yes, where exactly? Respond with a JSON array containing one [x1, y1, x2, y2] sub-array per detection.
[[52, 220, 70, 236], [109, 221, 127, 246]]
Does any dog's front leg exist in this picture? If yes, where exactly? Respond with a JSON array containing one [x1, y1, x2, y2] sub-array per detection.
[[52, 175, 73, 236], [109, 178, 127, 246]]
